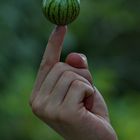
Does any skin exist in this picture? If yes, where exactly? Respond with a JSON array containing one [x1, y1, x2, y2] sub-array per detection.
[[30, 26, 118, 140]]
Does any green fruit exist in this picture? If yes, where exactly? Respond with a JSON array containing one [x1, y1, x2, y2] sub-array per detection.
[[42, 0, 80, 25]]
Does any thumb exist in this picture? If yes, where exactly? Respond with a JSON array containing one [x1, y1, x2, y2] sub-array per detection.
[[65, 53, 88, 69], [65, 52, 92, 84]]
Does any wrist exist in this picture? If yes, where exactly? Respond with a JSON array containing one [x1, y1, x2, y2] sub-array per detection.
[[63, 112, 118, 140]]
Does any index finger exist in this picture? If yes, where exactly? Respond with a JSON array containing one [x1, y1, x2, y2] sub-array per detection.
[[32, 26, 67, 97]]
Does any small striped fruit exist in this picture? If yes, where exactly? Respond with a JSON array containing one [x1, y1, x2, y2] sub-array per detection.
[[42, 0, 80, 25]]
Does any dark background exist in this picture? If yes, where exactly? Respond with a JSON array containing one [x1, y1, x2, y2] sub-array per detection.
[[0, 0, 140, 139]]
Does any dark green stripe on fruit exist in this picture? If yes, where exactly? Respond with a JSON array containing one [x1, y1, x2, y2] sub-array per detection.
[[57, 2, 61, 24], [56, 0, 65, 25], [60, 2, 64, 24], [53, 5, 58, 25], [51, 2, 58, 24], [71, 0, 75, 21], [50, 1, 57, 23], [65, 0, 69, 24], [68, 0, 72, 23], [62, 0, 66, 24], [67, 0, 72, 24], [61, 0, 66, 24], [75, 0, 80, 19], [47, 0, 55, 22], [74, 0, 78, 19]]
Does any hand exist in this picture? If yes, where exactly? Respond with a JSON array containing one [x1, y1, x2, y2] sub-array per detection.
[[30, 26, 118, 140]]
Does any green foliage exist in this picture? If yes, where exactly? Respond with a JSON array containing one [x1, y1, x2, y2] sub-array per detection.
[[0, 0, 140, 139]]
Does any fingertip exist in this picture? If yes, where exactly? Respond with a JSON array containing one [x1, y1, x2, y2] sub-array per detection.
[[54, 25, 67, 34], [49, 25, 67, 47]]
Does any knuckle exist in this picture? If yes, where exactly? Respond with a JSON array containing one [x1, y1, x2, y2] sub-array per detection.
[[62, 71, 76, 78], [62, 71, 91, 87], [31, 97, 46, 117], [31, 102, 41, 115], [50, 62, 65, 76], [71, 80, 82, 88], [82, 69, 93, 84], [78, 69, 93, 84], [54, 62, 64, 70], [86, 70, 93, 84], [31, 99, 57, 121]]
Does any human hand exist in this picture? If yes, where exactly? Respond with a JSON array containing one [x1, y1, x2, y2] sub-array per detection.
[[30, 26, 118, 140]]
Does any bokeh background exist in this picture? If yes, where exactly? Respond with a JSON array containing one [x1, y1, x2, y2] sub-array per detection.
[[0, 0, 140, 139]]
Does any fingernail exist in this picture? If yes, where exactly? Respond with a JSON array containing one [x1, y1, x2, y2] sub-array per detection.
[[79, 54, 88, 65]]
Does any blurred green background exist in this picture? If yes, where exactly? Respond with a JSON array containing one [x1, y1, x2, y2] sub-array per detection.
[[0, 0, 140, 139]]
